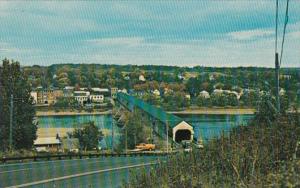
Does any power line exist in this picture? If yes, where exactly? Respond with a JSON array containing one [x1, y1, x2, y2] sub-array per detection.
[[279, 0, 290, 67], [275, 0, 279, 54]]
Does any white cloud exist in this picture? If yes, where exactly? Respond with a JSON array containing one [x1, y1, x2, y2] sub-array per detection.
[[86, 37, 145, 46], [228, 29, 273, 40], [288, 31, 300, 39]]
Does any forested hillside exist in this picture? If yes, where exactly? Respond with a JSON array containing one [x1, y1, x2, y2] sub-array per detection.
[[23, 64, 300, 109]]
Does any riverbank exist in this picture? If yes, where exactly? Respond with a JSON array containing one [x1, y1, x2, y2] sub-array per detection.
[[36, 108, 255, 116], [169, 108, 255, 115], [36, 110, 112, 117]]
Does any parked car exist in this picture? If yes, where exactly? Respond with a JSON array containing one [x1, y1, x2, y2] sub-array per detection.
[[135, 143, 155, 151]]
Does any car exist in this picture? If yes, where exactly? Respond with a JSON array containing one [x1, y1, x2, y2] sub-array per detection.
[[135, 143, 155, 151]]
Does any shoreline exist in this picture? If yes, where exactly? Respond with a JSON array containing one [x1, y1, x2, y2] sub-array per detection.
[[36, 108, 255, 116], [169, 108, 255, 115], [36, 110, 112, 117]]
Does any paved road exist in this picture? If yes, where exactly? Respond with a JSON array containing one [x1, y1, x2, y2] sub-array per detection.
[[0, 156, 161, 188]]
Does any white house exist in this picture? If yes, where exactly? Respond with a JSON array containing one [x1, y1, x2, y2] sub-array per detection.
[[199, 90, 210, 98], [213, 89, 223, 95], [139, 75, 146, 82], [124, 75, 130, 80], [90, 94, 104, 103], [74, 91, 90, 105], [212, 89, 241, 99], [91, 88, 108, 92], [30, 91, 38, 104], [185, 94, 191, 100], [153, 89, 160, 96], [79, 87, 88, 91], [121, 88, 128, 93], [279, 88, 286, 96], [224, 90, 240, 100], [34, 137, 61, 152], [91, 88, 110, 97]]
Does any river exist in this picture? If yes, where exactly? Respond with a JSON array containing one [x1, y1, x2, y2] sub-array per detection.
[[37, 114, 253, 148]]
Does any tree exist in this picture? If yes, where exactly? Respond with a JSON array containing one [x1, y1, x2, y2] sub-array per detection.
[[142, 93, 159, 105], [119, 111, 151, 150], [210, 93, 227, 107], [0, 59, 37, 151], [255, 93, 277, 124], [226, 93, 239, 106], [240, 90, 259, 107], [196, 95, 211, 107], [163, 91, 189, 110], [71, 121, 103, 151], [53, 97, 78, 110]]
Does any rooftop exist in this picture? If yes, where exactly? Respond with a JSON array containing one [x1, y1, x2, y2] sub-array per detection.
[[34, 137, 61, 145]]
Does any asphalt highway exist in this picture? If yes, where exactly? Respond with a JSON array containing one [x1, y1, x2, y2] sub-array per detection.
[[0, 156, 161, 188]]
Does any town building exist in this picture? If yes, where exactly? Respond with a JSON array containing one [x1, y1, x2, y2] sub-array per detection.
[[212, 89, 241, 99], [34, 137, 61, 152], [212, 89, 223, 95], [90, 94, 104, 103], [91, 88, 110, 97], [121, 88, 128, 93], [139, 75, 146, 82], [63, 86, 75, 97], [36, 87, 63, 104], [199, 90, 210, 98], [74, 91, 90, 105], [280, 74, 292, 80], [111, 87, 118, 98], [153, 89, 160, 96], [279, 88, 286, 96], [51, 89, 64, 104], [30, 91, 38, 104], [185, 94, 191, 100]]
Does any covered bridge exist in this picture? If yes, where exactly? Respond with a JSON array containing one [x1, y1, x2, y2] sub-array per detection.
[[116, 92, 194, 143]]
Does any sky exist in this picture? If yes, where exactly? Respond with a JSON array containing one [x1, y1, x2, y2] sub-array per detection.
[[0, 1, 299, 67]]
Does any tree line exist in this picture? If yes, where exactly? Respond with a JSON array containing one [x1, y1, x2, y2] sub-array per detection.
[[23, 64, 299, 109]]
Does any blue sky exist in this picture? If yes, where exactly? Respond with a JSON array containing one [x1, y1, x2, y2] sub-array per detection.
[[0, 1, 299, 67]]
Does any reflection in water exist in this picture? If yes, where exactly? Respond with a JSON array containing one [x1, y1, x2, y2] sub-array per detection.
[[37, 114, 253, 147], [179, 114, 253, 142], [37, 115, 118, 149]]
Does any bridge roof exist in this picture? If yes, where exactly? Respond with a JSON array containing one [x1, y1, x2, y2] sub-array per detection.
[[117, 92, 183, 128]]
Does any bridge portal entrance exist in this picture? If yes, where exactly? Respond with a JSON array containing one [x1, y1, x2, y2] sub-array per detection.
[[172, 121, 194, 143], [175, 129, 192, 142]]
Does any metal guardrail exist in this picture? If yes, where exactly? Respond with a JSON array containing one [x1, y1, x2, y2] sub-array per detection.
[[1, 151, 174, 164]]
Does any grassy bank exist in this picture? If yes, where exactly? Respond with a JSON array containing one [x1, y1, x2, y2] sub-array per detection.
[[125, 112, 300, 187], [36, 110, 112, 116]]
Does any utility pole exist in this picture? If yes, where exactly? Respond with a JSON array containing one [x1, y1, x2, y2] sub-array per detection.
[[125, 125, 127, 154], [166, 121, 169, 153], [9, 94, 13, 151], [112, 119, 114, 153], [275, 53, 280, 112], [275, 0, 280, 112]]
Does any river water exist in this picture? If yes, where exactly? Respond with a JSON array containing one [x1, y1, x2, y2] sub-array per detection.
[[37, 114, 254, 148]]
